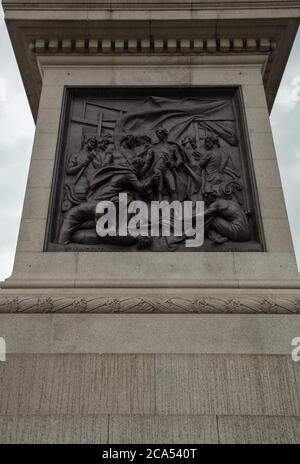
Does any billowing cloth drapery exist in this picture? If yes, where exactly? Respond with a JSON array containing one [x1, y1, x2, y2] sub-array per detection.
[[114, 97, 238, 146]]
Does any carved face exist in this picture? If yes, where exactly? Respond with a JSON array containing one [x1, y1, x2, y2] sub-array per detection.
[[106, 143, 114, 154], [86, 139, 97, 151], [122, 135, 135, 149], [135, 135, 151, 147], [97, 139, 107, 151], [205, 138, 215, 150], [156, 128, 168, 141], [182, 137, 196, 150], [205, 136, 220, 150]]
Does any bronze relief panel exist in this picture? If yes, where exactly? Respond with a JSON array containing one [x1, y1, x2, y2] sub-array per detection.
[[45, 87, 264, 252]]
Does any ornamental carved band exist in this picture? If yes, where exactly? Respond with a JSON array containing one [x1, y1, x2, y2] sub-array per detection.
[[1, 296, 300, 314], [45, 87, 264, 252]]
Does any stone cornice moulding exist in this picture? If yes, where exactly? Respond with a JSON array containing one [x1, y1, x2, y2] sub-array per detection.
[[3, 1, 300, 13], [35, 54, 269, 71], [3, 4, 298, 117], [3, 279, 300, 290], [29, 37, 277, 55]]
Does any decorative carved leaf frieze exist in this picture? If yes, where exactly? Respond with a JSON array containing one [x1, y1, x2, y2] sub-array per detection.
[[1, 295, 300, 314]]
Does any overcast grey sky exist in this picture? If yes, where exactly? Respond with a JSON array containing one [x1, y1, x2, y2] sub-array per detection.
[[0, 11, 299, 280]]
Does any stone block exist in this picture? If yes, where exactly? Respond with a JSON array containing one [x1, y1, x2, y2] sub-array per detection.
[[88, 39, 98, 53], [292, 359, 300, 401], [36, 108, 61, 134], [193, 39, 204, 52], [233, 253, 298, 280], [246, 108, 272, 133], [253, 159, 283, 189], [113, 66, 191, 86], [218, 415, 300, 444], [141, 39, 151, 53], [75, 40, 85, 53], [109, 415, 218, 444], [48, 39, 59, 53], [31, 132, 58, 160], [128, 39, 138, 52], [10, 252, 78, 280], [167, 39, 177, 53], [246, 39, 257, 52], [233, 38, 244, 52], [115, 39, 125, 53], [191, 67, 262, 86], [242, 85, 268, 109], [61, 39, 72, 53], [27, 159, 55, 189], [43, 67, 114, 86], [22, 188, 50, 219], [16, 219, 47, 252], [219, 38, 230, 52], [156, 354, 300, 416], [206, 38, 217, 52], [39, 86, 64, 110], [0, 354, 155, 415], [263, 219, 295, 253], [1, 314, 300, 356], [258, 188, 288, 219], [76, 252, 236, 282], [102, 39, 112, 53], [249, 132, 277, 160], [0, 414, 109, 444]]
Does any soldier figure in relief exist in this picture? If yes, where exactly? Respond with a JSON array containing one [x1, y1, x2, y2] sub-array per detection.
[[142, 127, 184, 201], [66, 137, 98, 202], [198, 135, 240, 196], [113, 134, 136, 167], [93, 136, 114, 169]]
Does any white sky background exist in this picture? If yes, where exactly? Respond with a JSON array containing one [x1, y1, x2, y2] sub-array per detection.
[[0, 10, 299, 280]]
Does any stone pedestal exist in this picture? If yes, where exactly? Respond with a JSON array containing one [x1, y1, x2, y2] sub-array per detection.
[[1, 0, 300, 443]]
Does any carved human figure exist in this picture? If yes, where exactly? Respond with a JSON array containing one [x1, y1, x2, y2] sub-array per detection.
[[181, 136, 198, 160], [58, 157, 158, 244], [204, 188, 250, 244], [134, 135, 152, 158], [181, 136, 203, 201], [143, 127, 183, 201], [93, 136, 114, 168], [113, 134, 136, 166], [65, 137, 98, 201], [198, 135, 240, 196]]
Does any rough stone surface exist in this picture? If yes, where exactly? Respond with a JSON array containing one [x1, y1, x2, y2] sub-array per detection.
[[1, 413, 299, 443], [0, 354, 298, 417], [0, 414, 109, 444], [218, 416, 300, 444], [22, 188, 51, 219], [1, 314, 300, 354], [156, 354, 300, 416], [109, 415, 218, 444], [258, 188, 288, 219], [0, 354, 155, 415], [0, 354, 299, 443]]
